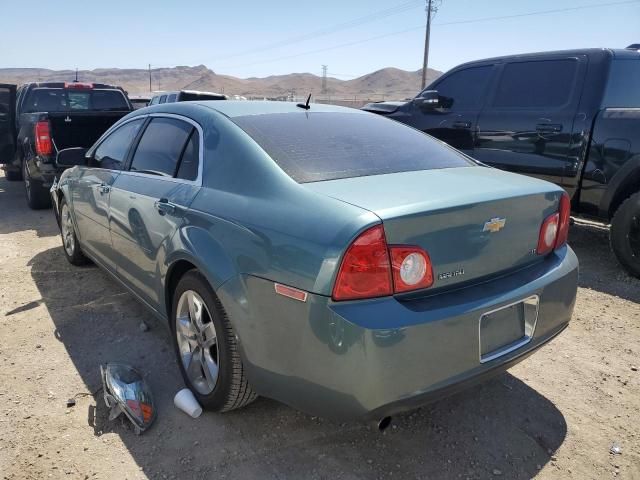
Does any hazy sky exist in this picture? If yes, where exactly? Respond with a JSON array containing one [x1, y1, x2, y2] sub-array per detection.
[[2, 0, 638, 78]]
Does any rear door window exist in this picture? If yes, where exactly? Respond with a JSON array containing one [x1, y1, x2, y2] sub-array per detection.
[[92, 118, 144, 170], [492, 59, 577, 109], [233, 112, 473, 183], [167, 93, 177, 103], [602, 59, 640, 107], [176, 130, 199, 181], [129, 117, 193, 177], [428, 66, 493, 110]]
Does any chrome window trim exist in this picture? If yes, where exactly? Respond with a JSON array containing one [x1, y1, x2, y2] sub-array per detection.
[[88, 113, 204, 187], [478, 294, 540, 364]]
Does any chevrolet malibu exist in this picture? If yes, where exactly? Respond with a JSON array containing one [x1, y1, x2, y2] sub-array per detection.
[[51, 101, 578, 426]]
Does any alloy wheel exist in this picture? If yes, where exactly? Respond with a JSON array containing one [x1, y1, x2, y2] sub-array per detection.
[[60, 204, 75, 257], [175, 290, 219, 394]]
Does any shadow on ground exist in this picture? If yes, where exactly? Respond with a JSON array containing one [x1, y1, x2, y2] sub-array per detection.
[[569, 221, 640, 303], [0, 173, 59, 237], [27, 245, 567, 479]]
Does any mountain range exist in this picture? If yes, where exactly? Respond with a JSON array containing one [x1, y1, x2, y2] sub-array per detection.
[[0, 65, 442, 100]]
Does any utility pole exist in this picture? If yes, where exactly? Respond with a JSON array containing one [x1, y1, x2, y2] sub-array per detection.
[[421, 0, 438, 89], [148, 64, 152, 92], [321, 65, 328, 95]]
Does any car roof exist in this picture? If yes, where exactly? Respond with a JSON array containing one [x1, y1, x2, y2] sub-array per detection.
[[194, 100, 365, 118]]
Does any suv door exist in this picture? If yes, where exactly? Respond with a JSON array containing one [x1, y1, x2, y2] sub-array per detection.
[[404, 65, 494, 156], [109, 115, 201, 309], [72, 118, 145, 269], [474, 56, 587, 185], [0, 84, 16, 165]]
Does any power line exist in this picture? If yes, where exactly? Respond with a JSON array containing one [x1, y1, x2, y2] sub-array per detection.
[[202, 0, 422, 62], [216, 0, 640, 71]]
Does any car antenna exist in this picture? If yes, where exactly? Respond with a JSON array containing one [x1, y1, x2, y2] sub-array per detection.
[[74, 68, 78, 83], [296, 93, 311, 110]]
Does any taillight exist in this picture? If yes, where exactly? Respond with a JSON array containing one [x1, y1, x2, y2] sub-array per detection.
[[537, 192, 571, 255], [390, 246, 434, 293], [34, 121, 53, 156], [332, 225, 392, 301], [64, 82, 93, 89], [332, 225, 434, 301], [556, 193, 570, 248]]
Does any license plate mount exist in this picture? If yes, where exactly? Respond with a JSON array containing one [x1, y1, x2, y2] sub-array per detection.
[[479, 295, 539, 363]]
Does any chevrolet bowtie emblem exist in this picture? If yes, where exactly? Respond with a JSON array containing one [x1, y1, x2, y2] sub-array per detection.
[[483, 217, 506, 233]]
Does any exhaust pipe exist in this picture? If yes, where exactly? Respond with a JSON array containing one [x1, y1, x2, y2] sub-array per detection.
[[376, 416, 392, 432]]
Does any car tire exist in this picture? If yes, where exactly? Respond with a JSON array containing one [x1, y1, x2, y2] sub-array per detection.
[[58, 197, 89, 266], [611, 191, 640, 278], [24, 160, 51, 209], [5, 169, 22, 181], [171, 270, 257, 412]]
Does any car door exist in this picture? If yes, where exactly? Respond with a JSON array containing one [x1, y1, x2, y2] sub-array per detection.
[[0, 84, 16, 164], [71, 118, 145, 269], [404, 65, 494, 156], [109, 114, 201, 309], [474, 56, 587, 185]]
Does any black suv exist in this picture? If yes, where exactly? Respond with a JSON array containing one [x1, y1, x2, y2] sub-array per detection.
[[363, 47, 640, 277], [0, 81, 133, 208]]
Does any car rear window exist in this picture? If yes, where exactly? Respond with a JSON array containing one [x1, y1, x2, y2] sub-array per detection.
[[24, 88, 129, 112], [232, 112, 473, 183]]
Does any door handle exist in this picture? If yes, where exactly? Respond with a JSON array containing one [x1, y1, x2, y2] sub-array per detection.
[[97, 184, 111, 194], [154, 198, 176, 216], [535, 123, 563, 133], [452, 121, 472, 129]]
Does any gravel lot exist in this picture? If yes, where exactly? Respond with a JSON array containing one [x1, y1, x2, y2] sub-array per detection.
[[1, 170, 639, 480]]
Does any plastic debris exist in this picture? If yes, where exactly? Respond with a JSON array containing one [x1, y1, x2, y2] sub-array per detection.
[[66, 398, 76, 408], [610, 442, 622, 455], [174, 388, 202, 418]]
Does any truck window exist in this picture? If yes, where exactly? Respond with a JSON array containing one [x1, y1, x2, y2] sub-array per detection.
[[159, 95, 167, 104], [492, 59, 577, 109], [602, 59, 640, 108], [23, 88, 129, 112], [167, 93, 177, 102], [427, 66, 492, 110]]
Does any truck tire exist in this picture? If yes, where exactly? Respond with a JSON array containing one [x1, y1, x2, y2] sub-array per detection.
[[611, 191, 640, 278], [5, 169, 22, 181], [23, 160, 51, 210]]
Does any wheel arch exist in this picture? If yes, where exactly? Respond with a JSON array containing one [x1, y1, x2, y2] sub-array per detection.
[[600, 154, 640, 219]]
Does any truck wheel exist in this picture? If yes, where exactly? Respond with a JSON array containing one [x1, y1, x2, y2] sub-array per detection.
[[171, 270, 257, 412], [611, 192, 640, 278], [5, 169, 22, 181], [23, 160, 51, 209]]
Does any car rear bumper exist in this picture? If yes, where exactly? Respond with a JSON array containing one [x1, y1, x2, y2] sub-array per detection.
[[218, 246, 578, 420]]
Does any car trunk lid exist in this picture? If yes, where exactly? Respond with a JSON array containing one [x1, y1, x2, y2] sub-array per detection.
[[306, 166, 562, 291]]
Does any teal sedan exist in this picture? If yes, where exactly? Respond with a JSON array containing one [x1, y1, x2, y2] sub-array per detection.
[[51, 101, 578, 427]]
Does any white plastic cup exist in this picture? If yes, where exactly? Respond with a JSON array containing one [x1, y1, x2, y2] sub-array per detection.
[[174, 388, 202, 418]]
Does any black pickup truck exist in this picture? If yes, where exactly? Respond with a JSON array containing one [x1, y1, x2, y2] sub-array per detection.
[[0, 82, 132, 208], [363, 47, 640, 277]]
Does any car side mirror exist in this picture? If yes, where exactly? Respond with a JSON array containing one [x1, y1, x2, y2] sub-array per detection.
[[57, 147, 88, 167], [413, 90, 440, 110]]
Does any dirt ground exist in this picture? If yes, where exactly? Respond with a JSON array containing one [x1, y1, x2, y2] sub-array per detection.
[[0, 170, 638, 480]]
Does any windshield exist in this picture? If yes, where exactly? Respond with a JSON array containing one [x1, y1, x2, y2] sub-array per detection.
[[233, 112, 474, 183], [24, 88, 130, 112]]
